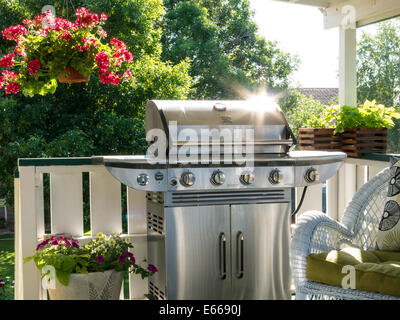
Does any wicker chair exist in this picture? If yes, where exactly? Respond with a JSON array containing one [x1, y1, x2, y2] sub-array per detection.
[[291, 167, 400, 300]]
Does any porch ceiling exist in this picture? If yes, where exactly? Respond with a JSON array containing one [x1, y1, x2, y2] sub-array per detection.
[[273, 0, 400, 28]]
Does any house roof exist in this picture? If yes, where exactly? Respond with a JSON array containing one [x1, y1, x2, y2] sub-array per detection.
[[298, 88, 338, 105]]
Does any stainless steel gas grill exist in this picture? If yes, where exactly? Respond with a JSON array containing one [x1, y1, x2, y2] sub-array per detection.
[[96, 100, 346, 300]]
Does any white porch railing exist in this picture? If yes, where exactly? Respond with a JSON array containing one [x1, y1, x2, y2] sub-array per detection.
[[14, 154, 392, 299]]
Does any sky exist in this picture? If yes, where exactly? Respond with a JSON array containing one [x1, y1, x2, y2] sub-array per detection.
[[249, 0, 376, 89]]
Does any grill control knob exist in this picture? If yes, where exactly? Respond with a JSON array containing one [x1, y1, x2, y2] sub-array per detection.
[[137, 174, 150, 186], [180, 172, 195, 187], [269, 169, 283, 185], [240, 172, 255, 185], [305, 168, 320, 183], [211, 170, 226, 186]]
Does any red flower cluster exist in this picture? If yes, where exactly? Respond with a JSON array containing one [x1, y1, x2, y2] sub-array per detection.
[[95, 51, 109, 73], [75, 7, 100, 28], [110, 38, 133, 65], [0, 70, 19, 94], [73, 38, 98, 52], [0, 53, 14, 68], [28, 59, 41, 76], [2, 25, 27, 42]]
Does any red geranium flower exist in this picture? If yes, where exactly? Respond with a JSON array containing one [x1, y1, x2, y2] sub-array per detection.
[[0, 53, 14, 68], [28, 59, 41, 76], [5, 82, 20, 94]]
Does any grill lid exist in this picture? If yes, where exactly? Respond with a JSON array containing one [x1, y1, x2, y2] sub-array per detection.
[[146, 100, 297, 155]]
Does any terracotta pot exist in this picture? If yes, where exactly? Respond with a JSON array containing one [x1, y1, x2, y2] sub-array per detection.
[[58, 65, 90, 83], [48, 269, 124, 300]]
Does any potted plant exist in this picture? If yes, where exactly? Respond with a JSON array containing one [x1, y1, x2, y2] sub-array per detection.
[[24, 232, 157, 300], [0, 7, 134, 97], [299, 100, 400, 156]]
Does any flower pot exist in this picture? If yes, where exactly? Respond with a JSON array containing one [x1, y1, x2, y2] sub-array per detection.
[[58, 65, 90, 84], [48, 269, 124, 300]]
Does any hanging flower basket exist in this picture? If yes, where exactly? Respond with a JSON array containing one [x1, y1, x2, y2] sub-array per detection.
[[0, 7, 134, 97], [58, 64, 90, 84]]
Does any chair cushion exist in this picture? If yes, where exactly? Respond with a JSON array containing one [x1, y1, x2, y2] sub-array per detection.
[[306, 247, 400, 297], [376, 156, 400, 251]]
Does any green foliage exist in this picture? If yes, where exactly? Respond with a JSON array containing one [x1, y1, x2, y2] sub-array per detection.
[[357, 20, 400, 152], [0, 237, 14, 300], [302, 100, 400, 134], [161, 0, 298, 98], [279, 89, 327, 142], [24, 232, 156, 286], [0, 0, 192, 205]]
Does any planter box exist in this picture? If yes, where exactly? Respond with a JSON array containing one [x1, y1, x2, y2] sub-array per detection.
[[341, 128, 387, 157], [299, 127, 387, 157], [299, 128, 342, 152]]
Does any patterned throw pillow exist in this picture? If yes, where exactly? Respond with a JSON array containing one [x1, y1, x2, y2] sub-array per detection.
[[376, 156, 400, 251]]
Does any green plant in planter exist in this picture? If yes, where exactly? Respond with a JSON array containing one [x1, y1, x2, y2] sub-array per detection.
[[24, 232, 157, 286], [305, 100, 400, 134], [0, 7, 134, 97]]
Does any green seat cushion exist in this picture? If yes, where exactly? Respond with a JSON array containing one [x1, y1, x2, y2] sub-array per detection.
[[306, 247, 400, 297]]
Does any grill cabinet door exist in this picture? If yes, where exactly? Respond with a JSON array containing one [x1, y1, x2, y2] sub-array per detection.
[[165, 205, 231, 299], [230, 203, 292, 300]]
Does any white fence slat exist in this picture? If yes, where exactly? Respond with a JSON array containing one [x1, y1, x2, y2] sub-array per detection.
[[90, 169, 122, 235], [127, 187, 148, 299], [36, 173, 45, 238], [14, 176, 22, 300], [129, 237, 148, 299], [368, 166, 384, 180], [356, 165, 367, 191], [127, 188, 147, 234], [17, 167, 41, 299], [326, 173, 339, 221], [295, 184, 323, 221], [50, 172, 83, 236]]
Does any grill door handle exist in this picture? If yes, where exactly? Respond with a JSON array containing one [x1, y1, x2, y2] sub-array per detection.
[[236, 231, 244, 279], [218, 232, 227, 280]]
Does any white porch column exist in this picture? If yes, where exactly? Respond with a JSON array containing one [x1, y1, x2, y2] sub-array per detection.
[[327, 26, 357, 220]]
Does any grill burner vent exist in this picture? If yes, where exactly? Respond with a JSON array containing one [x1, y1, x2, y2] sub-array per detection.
[[147, 211, 164, 234], [169, 189, 289, 205]]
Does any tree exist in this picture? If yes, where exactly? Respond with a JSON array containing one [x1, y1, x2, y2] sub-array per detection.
[[0, 0, 192, 204], [357, 20, 400, 152], [161, 0, 298, 99]]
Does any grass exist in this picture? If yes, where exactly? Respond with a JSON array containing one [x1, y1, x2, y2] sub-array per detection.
[[0, 233, 14, 300]]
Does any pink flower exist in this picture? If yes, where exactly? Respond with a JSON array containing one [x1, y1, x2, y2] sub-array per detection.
[[71, 238, 79, 248], [0, 53, 14, 68], [2, 25, 27, 42], [59, 31, 72, 41], [28, 59, 41, 76], [123, 51, 133, 63], [98, 71, 121, 85], [148, 264, 158, 273], [75, 7, 100, 28], [98, 29, 107, 38], [1, 70, 18, 81], [5, 81, 20, 94], [123, 69, 133, 79], [95, 51, 109, 73], [118, 254, 125, 263], [14, 45, 24, 56], [36, 239, 50, 251], [96, 256, 104, 263], [100, 13, 108, 21]]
